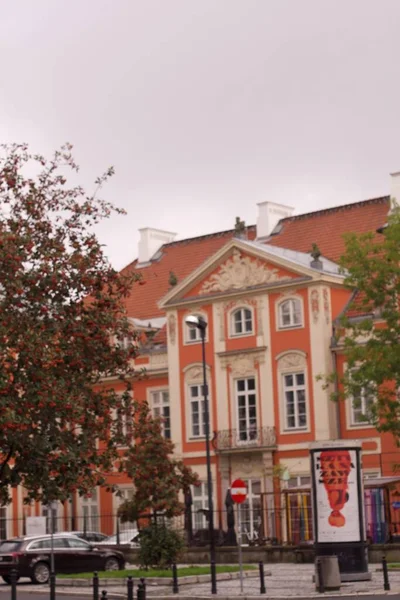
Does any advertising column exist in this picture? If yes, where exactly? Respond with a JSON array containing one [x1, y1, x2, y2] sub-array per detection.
[[310, 440, 370, 581]]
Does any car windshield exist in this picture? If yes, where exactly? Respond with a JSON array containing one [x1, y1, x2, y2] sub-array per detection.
[[0, 540, 22, 552]]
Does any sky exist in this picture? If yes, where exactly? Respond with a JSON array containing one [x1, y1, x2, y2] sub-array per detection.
[[1, 0, 400, 269]]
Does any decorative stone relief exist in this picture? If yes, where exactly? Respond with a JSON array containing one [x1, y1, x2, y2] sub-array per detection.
[[216, 303, 225, 341], [167, 314, 176, 344], [277, 352, 306, 369], [323, 288, 330, 324], [310, 289, 320, 324], [150, 353, 168, 370], [199, 249, 291, 294], [239, 457, 253, 474], [257, 298, 264, 336], [220, 351, 266, 376], [184, 365, 203, 382], [278, 288, 298, 299]]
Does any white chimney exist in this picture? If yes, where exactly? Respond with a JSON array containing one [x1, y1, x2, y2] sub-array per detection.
[[256, 201, 294, 240], [390, 172, 400, 211], [138, 227, 177, 264]]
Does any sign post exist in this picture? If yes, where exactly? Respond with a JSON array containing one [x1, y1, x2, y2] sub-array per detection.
[[231, 479, 247, 594]]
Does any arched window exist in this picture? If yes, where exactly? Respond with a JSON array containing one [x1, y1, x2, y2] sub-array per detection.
[[231, 307, 253, 336], [278, 298, 302, 329]]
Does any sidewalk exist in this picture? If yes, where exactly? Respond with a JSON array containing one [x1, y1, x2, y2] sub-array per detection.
[[17, 564, 400, 599]]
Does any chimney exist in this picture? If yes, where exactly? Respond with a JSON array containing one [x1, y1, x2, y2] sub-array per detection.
[[390, 172, 400, 211], [137, 227, 177, 265], [256, 201, 294, 240]]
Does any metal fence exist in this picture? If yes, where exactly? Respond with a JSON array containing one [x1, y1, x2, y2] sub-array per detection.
[[2, 490, 400, 547]]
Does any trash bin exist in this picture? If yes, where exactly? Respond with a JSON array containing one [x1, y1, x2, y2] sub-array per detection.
[[315, 555, 341, 591]]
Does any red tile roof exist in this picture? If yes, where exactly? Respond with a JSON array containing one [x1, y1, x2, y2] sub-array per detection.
[[121, 197, 390, 320], [267, 196, 390, 262], [122, 227, 256, 319]]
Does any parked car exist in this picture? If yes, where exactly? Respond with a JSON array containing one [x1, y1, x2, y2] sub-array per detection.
[[58, 531, 108, 544], [0, 534, 125, 584], [97, 529, 140, 548]]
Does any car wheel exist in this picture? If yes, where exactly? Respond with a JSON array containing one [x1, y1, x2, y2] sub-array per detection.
[[2, 575, 19, 585], [104, 556, 120, 571], [31, 561, 50, 584]]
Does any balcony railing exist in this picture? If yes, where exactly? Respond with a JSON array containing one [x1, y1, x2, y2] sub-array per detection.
[[212, 426, 276, 452]]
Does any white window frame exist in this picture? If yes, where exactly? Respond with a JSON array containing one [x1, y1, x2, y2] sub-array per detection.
[[282, 371, 308, 431], [349, 387, 375, 428], [230, 307, 254, 337], [277, 297, 303, 330], [188, 383, 208, 439], [150, 389, 171, 439], [81, 488, 99, 531], [287, 475, 311, 489], [114, 487, 135, 531], [240, 479, 262, 543], [192, 482, 209, 530], [184, 313, 208, 345], [345, 366, 376, 429], [235, 376, 258, 443]]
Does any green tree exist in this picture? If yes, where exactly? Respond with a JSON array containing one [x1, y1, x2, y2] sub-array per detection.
[[117, 400, 198, 522], [0, 143, 141, 505], [331, 205, 400, 439]]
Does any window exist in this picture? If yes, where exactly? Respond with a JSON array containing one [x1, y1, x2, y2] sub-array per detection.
[[116, 394, 134, 445], [236, 378, 257, 442], [116, 488, 135, 532], [82, 489, 99, 531], [232, 308, 253, 336], [241, 480, 261, 543], [151, 390, 171, 439], [0, 508, 6, 541], [192, 482, 209, 530], [350, 387, 374, 426], [189, 384, 207, 438], [283, 372, 307, 430], [278, 299, 302, 329], [185, 315, 203, 343], [66, 538, 90, 549], [42, 502, 59, 534], [288, 475, 311, 488]]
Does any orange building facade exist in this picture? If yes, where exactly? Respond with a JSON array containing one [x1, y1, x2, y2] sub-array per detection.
[[5, 186, 400, 541]]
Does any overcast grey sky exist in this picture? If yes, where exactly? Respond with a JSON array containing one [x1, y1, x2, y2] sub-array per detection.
[[1, 0, 399, 268]]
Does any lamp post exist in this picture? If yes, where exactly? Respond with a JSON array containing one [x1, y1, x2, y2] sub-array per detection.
[[185, 315, 217, 595]]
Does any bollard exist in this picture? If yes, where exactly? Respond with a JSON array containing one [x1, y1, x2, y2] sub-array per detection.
[[316, 558, 325, 594], [211, 560, 217, 595], [137, 577, 146, 600], [101, 590, 108, 600], [50, 571, 56, 600], [10, 569, 17, 600], [127, 575, 134, 600], [172, 563, 179, 594], [259, 561, 266, 594], [382, 555, 391, 591], [93, 571, 99, 600]]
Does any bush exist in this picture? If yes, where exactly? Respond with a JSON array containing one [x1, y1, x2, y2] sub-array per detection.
[[138, 522, 185, 569]]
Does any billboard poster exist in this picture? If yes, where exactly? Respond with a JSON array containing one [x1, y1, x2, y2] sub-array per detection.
[[313, 448, 360, 543]]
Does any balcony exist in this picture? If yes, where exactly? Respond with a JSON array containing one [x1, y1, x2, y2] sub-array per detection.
[[212, 426, 276, 453]]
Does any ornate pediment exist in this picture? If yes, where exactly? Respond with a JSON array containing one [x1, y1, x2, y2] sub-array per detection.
[[199, 249, 291, 295]]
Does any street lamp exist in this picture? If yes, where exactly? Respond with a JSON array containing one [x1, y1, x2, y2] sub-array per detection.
[[185, 315, 217, 595]]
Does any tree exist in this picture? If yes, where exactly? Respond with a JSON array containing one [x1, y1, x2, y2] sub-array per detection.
[[331, 205, 400, 440], [117, 400, 198, 522], [0, 143, 142, 505]]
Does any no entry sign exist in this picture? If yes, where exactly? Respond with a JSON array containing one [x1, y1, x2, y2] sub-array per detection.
[[231, 479, 247, 504]]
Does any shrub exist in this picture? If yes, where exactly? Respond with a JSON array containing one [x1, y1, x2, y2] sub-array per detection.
[[138, 522, 185, 569]]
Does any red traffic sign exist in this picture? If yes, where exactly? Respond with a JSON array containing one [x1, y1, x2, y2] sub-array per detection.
[[231, 479, 247, 504]]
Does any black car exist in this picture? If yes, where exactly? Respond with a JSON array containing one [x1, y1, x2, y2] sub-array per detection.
[[58, 531, 109, 544], [0, 534, 125, 584]]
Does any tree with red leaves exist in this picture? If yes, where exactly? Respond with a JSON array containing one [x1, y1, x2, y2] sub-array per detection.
[[118, 400, 198, 522], [0, 143, 141, 505]]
